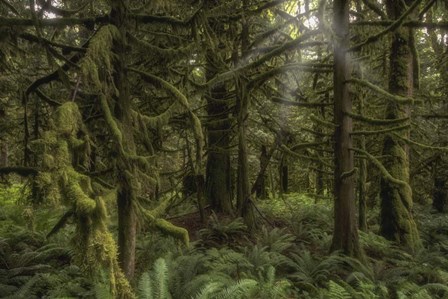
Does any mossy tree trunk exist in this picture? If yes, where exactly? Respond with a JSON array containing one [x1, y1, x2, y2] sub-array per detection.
[[236, 3, 255, 229], [379, 0, 420, 251], [330, 0, 362, 258], [205, 72, 233, 215], [110, 0, 137, 279], [358, 92, 368, 231], [204, 14, 233, 215], [358, 134, 368, 231]]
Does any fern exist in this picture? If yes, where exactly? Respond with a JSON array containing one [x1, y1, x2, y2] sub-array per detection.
[[193, 278, 257, 299], [138, 258, 171, 299], [193, 281, 222, 299], [323, 280, 352, 299], [257, 226, 295, 253], [199, 214, 248, 247], [138, 272, 153, 299]]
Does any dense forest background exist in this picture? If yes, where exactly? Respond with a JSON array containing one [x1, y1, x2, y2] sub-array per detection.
[[0, 0, 447, 298]]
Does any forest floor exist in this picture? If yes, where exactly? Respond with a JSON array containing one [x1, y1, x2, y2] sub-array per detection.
[[1, 184, 448, 298]]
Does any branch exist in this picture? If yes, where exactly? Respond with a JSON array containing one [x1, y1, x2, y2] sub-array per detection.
[[351, 124, 410, 135], [40, 1, 89, 17], [1, 0, 20, 15], [129, 68, 204, 153], [351, 148, 409, 188], [0, 166, 39, 176], [348, 78, 415, 104], [351, 20, 448, 30], [361, 0, 386, 19], [130, 4, 201, 26], [393, 133, 448, 151], [346, 111, 410, 125], [271, 96, 332, 107], [19, 32, 86, 53], [46, 209, 74, 238], [0, 15, 107, 27], [349, 0, 423, 52], [205, 30, 319, 87]]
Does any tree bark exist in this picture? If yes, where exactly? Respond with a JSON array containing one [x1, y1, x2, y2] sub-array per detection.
[[205, 71, 233, 215], [255, 145, 269, 199], [379, 0, 420, 251], [330, 0, 362, 258], [110, 0, 137, 279], [204, 11, 233, 214]]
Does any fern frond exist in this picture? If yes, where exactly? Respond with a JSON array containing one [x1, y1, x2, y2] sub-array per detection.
[[324, 280, 351, 299], [216, 279, 258, 299], [138, 272, 153, 299], [152, 258, 170, 299]]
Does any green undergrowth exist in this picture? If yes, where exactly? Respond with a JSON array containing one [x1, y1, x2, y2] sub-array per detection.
[[2, 189, 448, 298]]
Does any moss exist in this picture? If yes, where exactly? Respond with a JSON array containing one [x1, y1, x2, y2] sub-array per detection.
[[33, 102, 133, 298], [100, 94, 125, 154], [80, 25, 120, 93], [154, 218, 190, 247], [379, 135, 421, 251], [53, 102, 83, 135]]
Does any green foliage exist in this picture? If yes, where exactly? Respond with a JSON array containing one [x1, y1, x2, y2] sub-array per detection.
[[138, 258, 171, 299], [199, 214, 248, 247]]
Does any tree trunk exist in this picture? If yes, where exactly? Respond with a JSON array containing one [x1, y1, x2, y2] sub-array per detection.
[[0, 142, 7, 167], [205, 76, 233, 215], [330, 0, 362, 258], [279, 157, 289, 194], [433, 177, 448, 213], [255, 145, 269, 199], [379, 0, 420, 251], [204, 38, 233, 214], [236, 82, 255, 229], [236, 4, 255, 229], [110, 0, 137, 279], [358, 92, 368, 231], [358, 136, 368, 231]]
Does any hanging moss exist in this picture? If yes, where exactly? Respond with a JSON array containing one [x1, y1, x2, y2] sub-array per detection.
[[33, 102, 134, 298], [80, 24, 120, 92]]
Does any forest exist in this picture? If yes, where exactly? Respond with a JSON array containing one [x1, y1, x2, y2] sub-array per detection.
[[0, 0, 447, 298]]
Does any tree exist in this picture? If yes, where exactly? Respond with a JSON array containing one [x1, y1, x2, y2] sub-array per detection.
[[330, 0, 362, 258], [379, 0, 420, 251]]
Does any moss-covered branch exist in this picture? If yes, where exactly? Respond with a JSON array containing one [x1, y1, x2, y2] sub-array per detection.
[[349, 0, 423, 52], [140, 207, 189, 247], [280, 144, 333, 168], [128, 68, 204, 158], [99, 94, 125, 155], [348, 78, 415, 104], [19, 32, 86, 53], [205, 30, 319, 87], [310, 115, 337, 128], [271, 96, 332, 107], [346, 111, 409, 125], [127, 33, 192, 57], [392, 133, 448, 151], [351, 147, 410, 189], [351, 20, 448, 30], [351, 124, 410, 136]]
